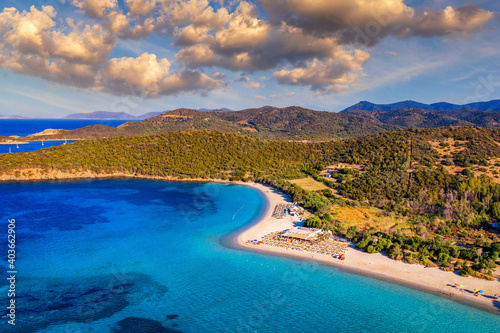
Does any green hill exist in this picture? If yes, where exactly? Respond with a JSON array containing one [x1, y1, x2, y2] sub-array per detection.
[[3, 127, 500, 278], [25, 106, 398, 141], [343, 108, 500, 129]]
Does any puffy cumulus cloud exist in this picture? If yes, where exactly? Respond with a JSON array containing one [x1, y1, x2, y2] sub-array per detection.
[[214, 2, 271, 50], [175, 24, 212, 45], [175, 44, 217, 67], [71, 0, 117, 19], [404, 5, 495, 38], [234, 74, 250, 82], [1, 1, 496, 96], [212, 71, 226, 79], [0, 50, 97, 88], [98, 53, 225, 96], [162, 0, 229, 29], [106, 11, 156, 39], [175, 20, 349, 72], [0, 6, 56, 55], [273, 49, 370, 93], [50, 21, 115, 65], [99, 53, 171, 95], [0, 6, 115, 64], [259, 0, 494, 45], [0, 5, 115, 88], [126, 0, 158, 16], [0, 6, 222, 97], [247, 82, 260, 89]]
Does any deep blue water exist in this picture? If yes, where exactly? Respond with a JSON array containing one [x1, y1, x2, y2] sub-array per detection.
[[0, 140, 76, 154], [0, 119, 131, 137], [0, 180, 499, 332], [0, 119, 131, 154]]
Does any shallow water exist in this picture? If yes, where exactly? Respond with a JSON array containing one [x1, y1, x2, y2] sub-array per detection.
[[0, 179, 498, 332]]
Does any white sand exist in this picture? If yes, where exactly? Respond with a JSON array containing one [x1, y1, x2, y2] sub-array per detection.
[[236, 183, 500, 313]]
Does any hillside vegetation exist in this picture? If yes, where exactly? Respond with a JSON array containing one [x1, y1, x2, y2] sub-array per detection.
[[25, 106, 399, 141], [24, 106, 500, 143], [343, 108, 500, 129], [3, 126, 500, 279]]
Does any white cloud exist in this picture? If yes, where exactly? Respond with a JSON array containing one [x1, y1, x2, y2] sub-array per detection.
[[247, 81, 260, 89], [0, 1, 496, 96], [273, 49, 370, 93], [71, 0, 117, 18], [259, 0, 494, 45], [98, 53, 225, 96], [126, 0, 157, 16]]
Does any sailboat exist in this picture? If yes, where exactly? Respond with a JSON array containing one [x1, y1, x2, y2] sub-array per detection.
[[9, 147, 11, 153], [41, 139, 44, 146], [16, 143, 19, 149], [63, 138, 67, 145]]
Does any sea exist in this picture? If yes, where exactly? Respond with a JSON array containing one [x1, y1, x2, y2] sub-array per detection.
[[0, 119, 131, 154], [0, 179, 499, 332]]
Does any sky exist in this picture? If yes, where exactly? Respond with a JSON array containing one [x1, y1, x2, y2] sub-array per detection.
[[0, 0, 499, 118]]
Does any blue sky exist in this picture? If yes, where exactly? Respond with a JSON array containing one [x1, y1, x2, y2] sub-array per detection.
[[0, 0, 499, 118]]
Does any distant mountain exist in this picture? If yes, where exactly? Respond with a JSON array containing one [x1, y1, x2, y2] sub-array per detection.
[[65, 111, 137, 120], [135, 112, 167, 120], [198, 108, 232, 112], [31, 104, 500, 142], [0, 115, 31, 119], [342, 108, 500, 129], [29, 106, 397, 141], [65, 108, 232, 120], [342, 99, 500, 112]]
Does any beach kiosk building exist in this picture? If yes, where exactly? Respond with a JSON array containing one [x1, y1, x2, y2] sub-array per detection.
[[280, 227, 323, 242]]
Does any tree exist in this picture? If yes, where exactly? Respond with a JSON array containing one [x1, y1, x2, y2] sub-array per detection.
[[461, 168, 473, 178], [490, 202, 500, 220], [438, 252, 450, 266], [346, 226, 357, 239], [304, 216, 321, 229]]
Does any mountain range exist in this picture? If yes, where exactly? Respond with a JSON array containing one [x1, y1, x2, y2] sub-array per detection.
[[27, 106, 397, 141], [63, 108, 233, 120], [23, 104, 500, 141], [342, 99, 500, 112]]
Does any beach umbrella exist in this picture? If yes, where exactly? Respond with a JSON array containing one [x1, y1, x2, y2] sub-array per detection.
[[458, 285, 463, 288], [474, 289, 479, 292], [478, 290, 484, 294]]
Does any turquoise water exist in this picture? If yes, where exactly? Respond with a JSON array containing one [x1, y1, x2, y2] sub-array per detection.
[[0, 179, 498, 332]]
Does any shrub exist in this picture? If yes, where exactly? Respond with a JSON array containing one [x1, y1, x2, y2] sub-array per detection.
[[460, 266, 476, 277]]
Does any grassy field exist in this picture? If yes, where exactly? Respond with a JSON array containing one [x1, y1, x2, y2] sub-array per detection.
[[331, 206, 408, 233], [290, 177, 329, 191]]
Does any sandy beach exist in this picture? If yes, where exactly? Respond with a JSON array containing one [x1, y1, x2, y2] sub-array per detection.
[[235, 183, 500, 314], [1, 169, 499, 313]]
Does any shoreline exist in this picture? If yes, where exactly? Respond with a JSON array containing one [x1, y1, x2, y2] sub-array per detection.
[[1, 172, 499, 314], [230, 182, 500, 315]]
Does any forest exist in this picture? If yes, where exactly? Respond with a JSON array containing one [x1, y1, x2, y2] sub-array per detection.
[[1, 126, 499, 278]]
